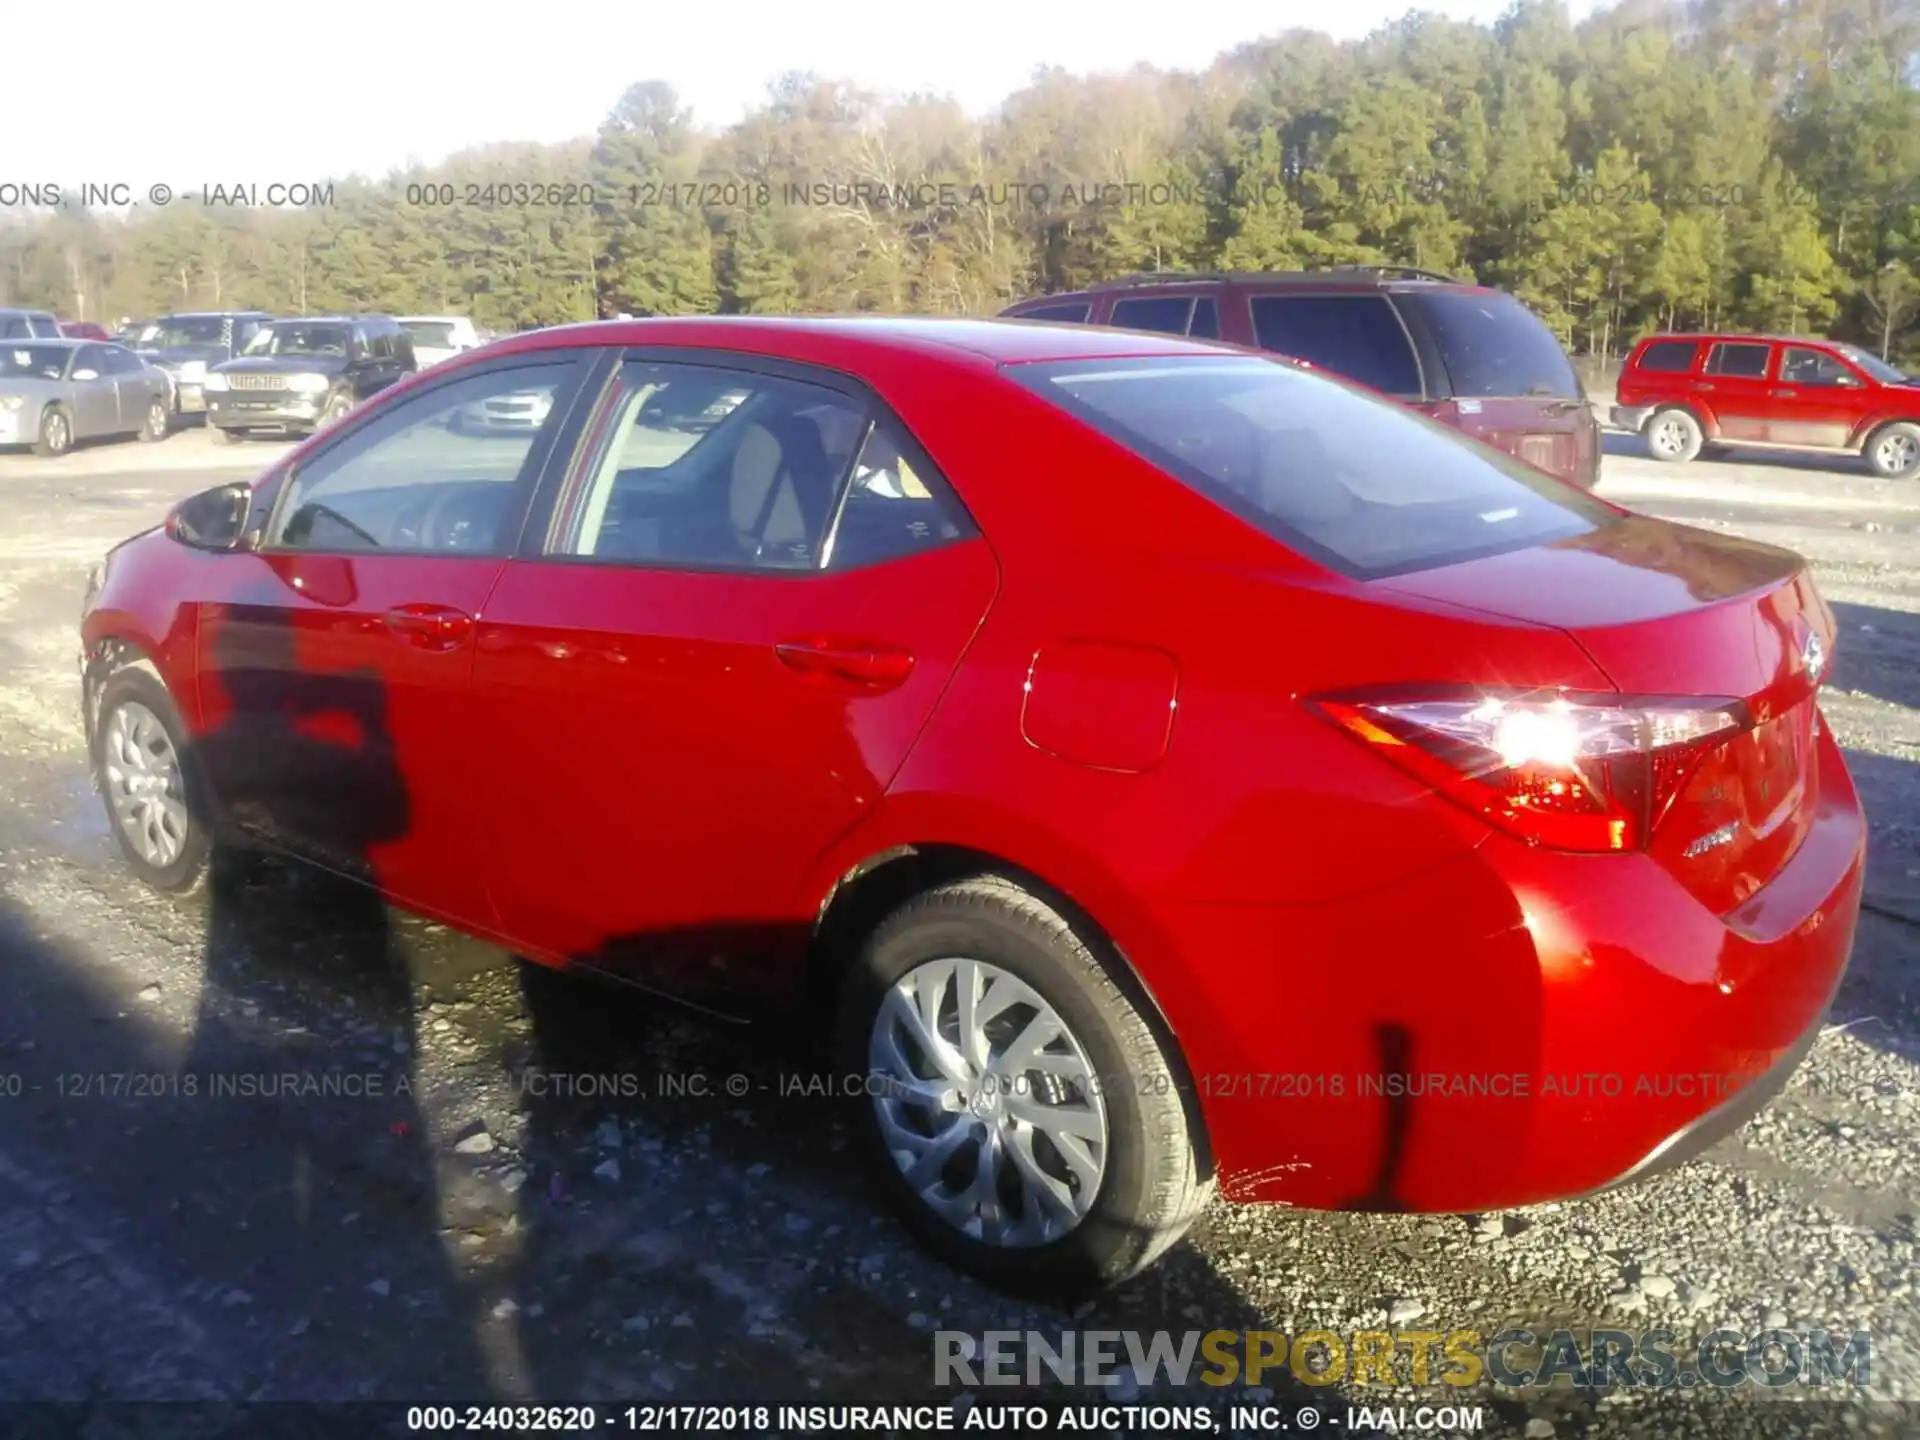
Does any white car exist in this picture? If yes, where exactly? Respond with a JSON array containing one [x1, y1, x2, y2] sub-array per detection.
[[399, 316, 482, 368]]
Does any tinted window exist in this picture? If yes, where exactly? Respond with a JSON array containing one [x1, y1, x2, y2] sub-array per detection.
[[30, 314, 61, 338], [1013, 355, 1613, 580], [1781, 347, 1857, 386], [1188, 298, 1220, 340], [1110, 297, 1195, 335], [558, 361, 866, 571], [824, 419, 974, 570], [141, 316, 228, 348], [246, 323, 349, 357], [1635, 340, 1698, 374], [1248, 294, 1423, 396], [1706, 342, 1770, 379], [1013, 302, 1091, 324], [369, 330, 393, 360], [269, 362, 578, 554], [0, 343, 70, 378], [101, 346, 142, 375], [1392, 290, 1580, 399], [0, 318, 31, 340]]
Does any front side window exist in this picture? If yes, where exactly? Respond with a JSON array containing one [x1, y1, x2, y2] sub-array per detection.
[[556, 361, 867, 571], [1012, 355, 1615, 579], [1248, 294, 1423, 397], [140, 316, 228, 349], [1705, 342, 1771, 379], [1109, 296, 1195, 334], [268, 362, 578, 554], [1780, 347, 1858, 386], [101, 346, 142, 375]]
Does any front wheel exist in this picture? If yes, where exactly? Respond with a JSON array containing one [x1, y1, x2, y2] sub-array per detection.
[[1645, 407, 1704, 462], [93, 669, 211, 892], [836, 875, 1211, 1297], [137, 395, 170, 443], [35, 405, 73, 457], [1865, 422, 1920, 479]]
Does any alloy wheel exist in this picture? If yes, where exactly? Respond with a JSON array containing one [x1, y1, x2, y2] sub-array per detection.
[[1650, 416, 1690, 458], [1874, 430, 1918, 476], [867, 956, 1109, 1247], [101, 701, 190, 869]]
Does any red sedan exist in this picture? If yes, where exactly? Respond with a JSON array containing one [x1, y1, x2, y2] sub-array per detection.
[[79, 317, 1864, 1295], [59, 320, 113, 341]]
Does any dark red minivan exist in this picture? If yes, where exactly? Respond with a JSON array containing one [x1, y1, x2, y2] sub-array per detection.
[[1001, 267, 1602, 489]]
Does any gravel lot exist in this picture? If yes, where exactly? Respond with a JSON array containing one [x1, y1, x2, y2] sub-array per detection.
[[0, 425, 1914, 1438]]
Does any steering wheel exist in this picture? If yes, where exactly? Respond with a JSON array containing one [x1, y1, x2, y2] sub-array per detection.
[[392, 487, 491, 552]]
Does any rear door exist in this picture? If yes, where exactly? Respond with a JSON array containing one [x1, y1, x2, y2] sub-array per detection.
[[1245, 291, 1425, 401], [1109, 295, 1202, 336], [472, 351, 998, 1007], [67, 345, 118, 437], [1388, 288, 1598, 487], [1773, 345, 1873, 449], [1696, 340, 1774, 442]]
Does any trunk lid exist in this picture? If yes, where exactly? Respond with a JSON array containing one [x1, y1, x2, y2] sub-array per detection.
[[1414, 395, 1600, 489], [1376, 515, 1833, 911]]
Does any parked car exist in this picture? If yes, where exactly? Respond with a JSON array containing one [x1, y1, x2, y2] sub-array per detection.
[[127, 312, 274, 418], [203, 314, 416, 442], [59, 320, 113, 341], [399, 316, 482, 368], [1614, 332, 1920, 479], [0, 307, 64, 340], [0, 339, 173, 455], [448, 387, 554, 434], [81, 316, 1861, 1295], [1001, 267, 1601, 489]]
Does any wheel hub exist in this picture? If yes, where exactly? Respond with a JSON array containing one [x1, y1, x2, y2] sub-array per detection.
[[867, 955, 1109, 1247]]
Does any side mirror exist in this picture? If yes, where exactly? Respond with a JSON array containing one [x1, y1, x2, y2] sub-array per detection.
[[71, 368, 99, 381], [166, 481, 254, 552]]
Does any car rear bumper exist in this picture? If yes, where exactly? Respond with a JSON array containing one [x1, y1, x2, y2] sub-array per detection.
[[1610, 404, 1653, 432], [1148, 723, 1865, 1212]]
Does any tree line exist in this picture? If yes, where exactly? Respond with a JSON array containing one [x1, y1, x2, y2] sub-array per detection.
[[5, 0, 1920, 362]]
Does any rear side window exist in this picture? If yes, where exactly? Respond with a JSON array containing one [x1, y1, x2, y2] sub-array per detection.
[[1633, 339, 1699, 373], [1391, 290, 1581, 400], [1011, 356, 1614, 580], [1109, 296, 1194, 334], [1705, 342, 1771, 378], [1188, 298, 1220, 339], [1012, 302, 1090, 324], [1248, 294, 1423, 397]]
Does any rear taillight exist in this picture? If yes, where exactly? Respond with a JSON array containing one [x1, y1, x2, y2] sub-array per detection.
[[1312, 690, 1747, 853]]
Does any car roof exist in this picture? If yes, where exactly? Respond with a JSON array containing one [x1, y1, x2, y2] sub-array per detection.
[[399, 315, 469, 323], [1020, 268, 1492, 305], [9, 336, 84, 347], [1637, 333, 1848, 347], [485, 315, 1235, 370]]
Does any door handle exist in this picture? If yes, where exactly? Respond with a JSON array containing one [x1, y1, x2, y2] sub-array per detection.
[[385, 603, 473, 649], [1773, 388, 1797, 398], [1692, 382, 1715, 392], [775, 640, 914, 688]]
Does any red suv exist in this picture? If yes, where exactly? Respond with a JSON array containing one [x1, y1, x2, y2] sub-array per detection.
[[1615, 333, 1920, 479], [1002, 268, 1601, 489], [82, 318, 1861, 1295]]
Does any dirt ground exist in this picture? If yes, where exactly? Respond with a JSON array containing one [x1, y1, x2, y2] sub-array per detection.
[[0, 422, 1914, 1438]]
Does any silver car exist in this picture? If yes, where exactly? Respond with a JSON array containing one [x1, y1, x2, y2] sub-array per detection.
[[0, 340, 172, 456]]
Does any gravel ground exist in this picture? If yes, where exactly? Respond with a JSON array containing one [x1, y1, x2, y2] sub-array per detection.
[[0, 430, 1914, 1439]]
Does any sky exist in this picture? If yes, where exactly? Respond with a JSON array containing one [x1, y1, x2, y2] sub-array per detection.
[[16, 0, 1595, 192]]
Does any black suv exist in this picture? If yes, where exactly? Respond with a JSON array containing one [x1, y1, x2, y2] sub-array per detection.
[[1001, 267, 1599, 489], [205, 314, 417, 442], [0, 307, 63, 340], [127, 311, 273, 417]]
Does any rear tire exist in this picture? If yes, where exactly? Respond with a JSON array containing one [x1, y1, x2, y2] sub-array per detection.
[[1646, 407, 1704, 463], [1865, 422, 1920, 479], [835, 874, 1211, 1298]]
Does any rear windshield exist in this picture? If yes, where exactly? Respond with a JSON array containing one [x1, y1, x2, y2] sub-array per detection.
[[1012, 355, 1613, 579], [1394, 289, 1583, 400]]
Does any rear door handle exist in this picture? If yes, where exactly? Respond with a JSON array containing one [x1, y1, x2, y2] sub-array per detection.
[[385, 603, 473, 649], [775, 640, 914, 689]]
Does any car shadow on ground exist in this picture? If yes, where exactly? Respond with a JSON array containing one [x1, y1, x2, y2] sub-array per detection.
[[1601, 430, 1876, 477], [1829, 602, 1920, 710], [32, 606, 1337, 1417]]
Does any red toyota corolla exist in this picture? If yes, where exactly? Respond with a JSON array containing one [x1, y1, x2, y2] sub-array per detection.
[[80, 317, 1864, 1295]]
